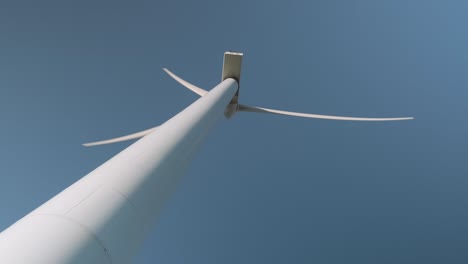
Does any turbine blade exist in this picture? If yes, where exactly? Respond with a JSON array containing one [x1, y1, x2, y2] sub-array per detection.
[[163, 68, 208, 96], [238, 104, 414, 121], [83, 126, 159, 147]]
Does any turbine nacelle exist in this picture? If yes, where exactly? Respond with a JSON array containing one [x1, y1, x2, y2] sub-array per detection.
[[83, 52, 413, 147], [221, 51, 243, 118]]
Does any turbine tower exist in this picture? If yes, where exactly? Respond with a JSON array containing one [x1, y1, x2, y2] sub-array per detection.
[[0, 52, 412, 264]]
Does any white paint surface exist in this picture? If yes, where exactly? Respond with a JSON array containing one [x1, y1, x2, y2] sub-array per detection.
[[0, 78, 238, 264]]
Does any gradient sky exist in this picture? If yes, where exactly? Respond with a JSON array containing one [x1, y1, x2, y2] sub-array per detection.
[[1, 1, 467, 263]]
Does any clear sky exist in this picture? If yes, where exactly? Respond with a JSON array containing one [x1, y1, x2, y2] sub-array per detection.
[[1, 0, 467, 263]]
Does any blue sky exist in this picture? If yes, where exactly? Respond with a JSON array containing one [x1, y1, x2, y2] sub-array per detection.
[[1, 0, 467, 263]]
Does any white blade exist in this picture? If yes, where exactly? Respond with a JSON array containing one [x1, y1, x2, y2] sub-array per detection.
[[163, 68, 208, 96], [238, 104, 414, 121], [83, 126, 159, 147]]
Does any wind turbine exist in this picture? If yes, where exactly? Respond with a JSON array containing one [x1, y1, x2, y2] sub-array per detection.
[[0, 52, 412, 264]]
